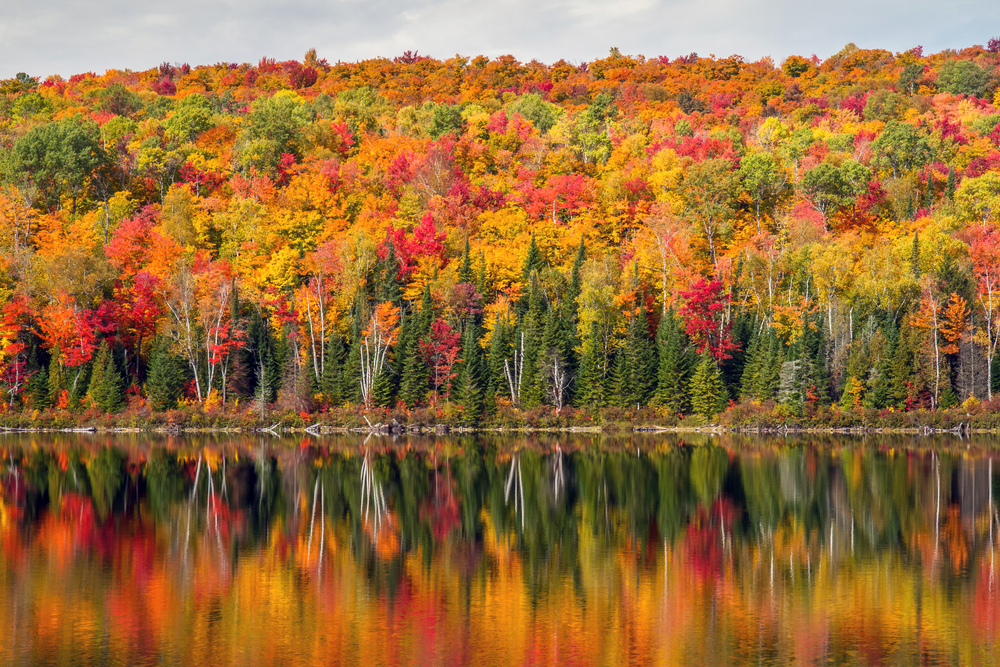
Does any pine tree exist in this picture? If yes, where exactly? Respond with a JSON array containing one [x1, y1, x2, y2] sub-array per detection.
[[522, 233, 542, 281], [248, 309, 281, 406], [689, 352, 726, 418], [25, 343, 48, 409], [911, 231, 921, 280], [88, 341, 125, 413]]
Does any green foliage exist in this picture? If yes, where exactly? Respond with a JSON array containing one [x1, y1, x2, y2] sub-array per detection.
[[937, 60, 994, 98], [689, 352, 727, 417], [87, 341, 125, 413], [12, 117, 106, 212], [146, 338, 187, 412]]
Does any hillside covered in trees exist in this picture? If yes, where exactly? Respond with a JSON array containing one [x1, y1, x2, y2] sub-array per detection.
[[2, 42, 1000, 428]]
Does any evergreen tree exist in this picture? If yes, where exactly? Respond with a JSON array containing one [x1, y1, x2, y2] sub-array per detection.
[[47, 349, 66, 407], [689, 352, 726, 417], [375, 240, 402, 303], [25, 343, 48, 409], [655, 309, 692, 414], [458, 234, 473, 284], [454, 320, 484, 423], [518, 277, 546, 407], [522, 233, 542, 281], [946, 165, 956, 200], [87, 341, 125, 413], [399, 285, 433, 407], [484, 315, 510, 409], [146, 338, 187, 412], [476, 251, 491, 304], [340, 297, 364, 404], [576, 321, 608, 408], [911, 232, 921, 280], [617, 302, 656, 407], [248, 309, 281, 406], [320, 332, 344, 405], [923, 174, 934, 210]]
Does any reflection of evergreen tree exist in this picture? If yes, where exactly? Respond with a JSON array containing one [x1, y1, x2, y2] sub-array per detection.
[[86, 447, 126, 518]]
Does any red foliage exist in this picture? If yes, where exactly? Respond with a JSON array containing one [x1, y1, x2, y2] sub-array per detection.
[[380, 213, 447, 280], [679, 278, 739, 361], [419, 319, 461, 405]]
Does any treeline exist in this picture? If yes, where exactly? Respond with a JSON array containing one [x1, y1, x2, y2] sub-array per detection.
[[1, 42, 1000, 424]]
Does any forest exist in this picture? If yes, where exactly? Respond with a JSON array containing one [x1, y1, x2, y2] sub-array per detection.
[[2, 42, 1000, 428]]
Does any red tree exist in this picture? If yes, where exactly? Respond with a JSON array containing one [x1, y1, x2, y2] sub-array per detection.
[[419, 319, 461, 406], [679, 278, 739, 361]]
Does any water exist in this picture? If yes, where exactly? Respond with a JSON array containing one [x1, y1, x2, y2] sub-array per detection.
[[1, 433, 999, 666]]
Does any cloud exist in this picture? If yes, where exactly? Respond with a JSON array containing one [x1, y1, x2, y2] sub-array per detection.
[[1, 0, 998, 79]]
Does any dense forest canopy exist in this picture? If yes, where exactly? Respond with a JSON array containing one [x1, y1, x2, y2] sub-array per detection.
[[2, 42, 1000, 424]]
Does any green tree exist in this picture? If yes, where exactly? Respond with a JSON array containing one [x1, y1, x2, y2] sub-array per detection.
[[871, 121, 932, 178], [12, 117, 106, 214], [87, 341, 125, 413], [689, 352, 726, 417]]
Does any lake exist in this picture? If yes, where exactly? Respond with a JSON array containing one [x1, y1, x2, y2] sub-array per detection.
[[1, 432, 998, 666]]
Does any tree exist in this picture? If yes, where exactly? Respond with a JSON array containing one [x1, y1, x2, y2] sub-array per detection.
[[359, 302, 401, 409], [689, 351, 726, 417], [655, 308, 692, 414], [146, 337, 186, 411], [739, 152, 788, 233], [871, 121, 931, 178], [677, 158, 736, 268], [679, 279, 739, 362], [12, 118, 106, 214], [420, 318, 461, 406], [87, 341, 124, 413], [937, 60, 993, 98]]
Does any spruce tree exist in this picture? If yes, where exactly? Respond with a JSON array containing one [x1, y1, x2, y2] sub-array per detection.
[[518, 277, 545, 407], [88, 341, 125, 413], [47, 349, 66, 407], [147, 338, 186, 411], [399, 285, 433, 407], [485, 315, 511, 410], [454, 321, 484, 423], [923, 174, 934, 210], [458, 234, 473, 285], [375, 240, 402, 304], [689, 351, 726, 418], [576, 321, 608, 408], [618, 302, 656, 407], [340, 298, 364, 405], [654, 309, 692, 414], [320, 332, 344, 405], [26, 343, 49, 409]]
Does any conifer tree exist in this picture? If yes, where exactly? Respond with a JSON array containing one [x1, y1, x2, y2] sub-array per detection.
[[341, 298, 364, 404], [485, 315, 511, 412], [88, 341, 125, 413], [458, 233, 473, 285], [454, 320, 484, 423], [576, 321, 608, 408], [321, 332, 344, 405], [655, 309, 692, 414], [375, 240, 402, 304], [399, 285, 433, 406], [47, 348, 66, 407], [146, 338, 186, 412], [946, 165, 956, 200], [689, 351, 726, 417], [26, 343, 48, 409], [617, 302, 656, 407], [518, 277, 546, 407]]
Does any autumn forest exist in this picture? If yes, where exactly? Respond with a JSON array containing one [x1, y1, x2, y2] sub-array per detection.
[[3, 42, 1000, 429]]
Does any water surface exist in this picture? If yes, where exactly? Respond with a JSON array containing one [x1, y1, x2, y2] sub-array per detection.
[[1, 433, 998, 666]]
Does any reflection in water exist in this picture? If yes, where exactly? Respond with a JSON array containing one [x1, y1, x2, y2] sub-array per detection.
[[1, 433, 1000, 666]]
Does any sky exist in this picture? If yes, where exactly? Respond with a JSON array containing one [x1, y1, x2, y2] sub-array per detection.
[[1, 0, 999, 79]]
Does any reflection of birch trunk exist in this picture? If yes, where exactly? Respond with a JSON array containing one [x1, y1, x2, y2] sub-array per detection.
[[552, 445, 565, 502], [360, 449, 388, 539], [504, 453, 525, 531], [184, 455, 203, 560], [935, 452, 941, 564], [307, 476, 320, 560], [318, 481, 326, 575]]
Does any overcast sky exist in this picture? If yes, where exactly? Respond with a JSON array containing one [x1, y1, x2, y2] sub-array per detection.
[[1, 0, 998, 79]]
